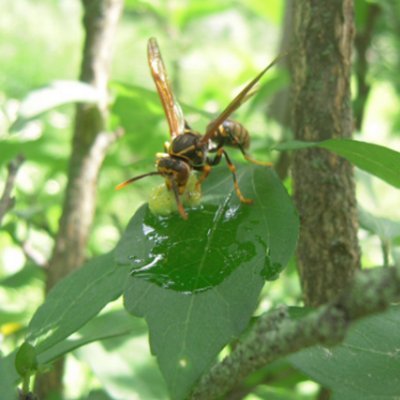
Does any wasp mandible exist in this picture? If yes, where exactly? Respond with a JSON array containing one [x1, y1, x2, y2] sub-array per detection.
[[116, 38, 285, 219]]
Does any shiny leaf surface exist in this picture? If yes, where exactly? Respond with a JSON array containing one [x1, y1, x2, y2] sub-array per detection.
[[121, 164, 299, 399], [117, 165, 298, 293]]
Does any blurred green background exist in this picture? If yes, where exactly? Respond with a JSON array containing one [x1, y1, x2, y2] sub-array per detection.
[[1, 0, 400, 399]]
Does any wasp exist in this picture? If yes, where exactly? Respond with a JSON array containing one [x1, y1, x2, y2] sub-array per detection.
[[117, 38, 285, 219]]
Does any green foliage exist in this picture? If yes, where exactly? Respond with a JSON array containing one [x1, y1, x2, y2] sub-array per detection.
[[10, 165, 297, 399], [275, 139, 400, 189], [319, 139, 400, 189], [0, 353, 19, 400], [359, 208, 400, 244], [117, 166, 298, 292], [75, 328, 168, 400], [121, 165, 298, 399], [289, 306, 400, 400], [15, 342, 37, 378], [1, 0, 400, 399], [11, 81, 100, 132], [26, 252, 129, 356]]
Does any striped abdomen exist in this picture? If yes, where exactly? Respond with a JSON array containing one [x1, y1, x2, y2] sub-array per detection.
[[211, 119, 250, 150]]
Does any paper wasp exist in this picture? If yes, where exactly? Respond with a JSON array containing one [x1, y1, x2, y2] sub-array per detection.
[[117, 38, 284, 219]]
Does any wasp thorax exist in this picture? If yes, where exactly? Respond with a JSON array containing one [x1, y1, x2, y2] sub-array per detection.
[[169, 132, 207, 167]]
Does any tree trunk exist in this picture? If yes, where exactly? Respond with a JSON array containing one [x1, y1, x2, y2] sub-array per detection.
[[35, 0, 124, 397], [291, 0, 360, 307]]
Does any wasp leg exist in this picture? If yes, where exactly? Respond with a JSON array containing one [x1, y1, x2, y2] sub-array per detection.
[[195, 147, 224, 191], [243, 153, 272, 167], [195, 164, 212, 192], [207, 147, 223, 166], [222, 150, 253, 204], [170, 178, 188, 220], [225, 130, 273, 167]]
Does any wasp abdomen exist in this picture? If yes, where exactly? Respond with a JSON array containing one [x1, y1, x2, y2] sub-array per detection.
[[210, 119, 250, 150]]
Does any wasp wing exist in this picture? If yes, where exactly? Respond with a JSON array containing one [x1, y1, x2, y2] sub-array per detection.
[[200, 52, 287, 145], [148, 38, 185, 138]]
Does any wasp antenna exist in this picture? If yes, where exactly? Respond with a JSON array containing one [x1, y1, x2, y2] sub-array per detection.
[[115, 171, 160, 190]]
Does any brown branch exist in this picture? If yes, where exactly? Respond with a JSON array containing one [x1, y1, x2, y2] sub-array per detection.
[[20, 239, 48, 268], [190, 265, 400, 400], [0, 154, 24, 226], [35, 0, 124, 397], [291, 1, 360, 306]]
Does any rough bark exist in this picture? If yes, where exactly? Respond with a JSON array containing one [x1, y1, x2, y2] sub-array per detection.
[[35, 0, 124, 397], [291, 0, 360, 306]]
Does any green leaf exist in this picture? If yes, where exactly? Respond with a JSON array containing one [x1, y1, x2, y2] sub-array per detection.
[[26, 252, 130, 356], [319, 139, 400, 189], [274, 139, 400, 189], [15, 342, 37, 377], [110, 83, 211, 140], [289, 305, 400, 400], [0, 136, 68, 168], [37, 309, 143, 365], [0, 309, 28, 327], [75, 319, 168, 400], [11, 80, 100, 131], [0, 353, 19, 400], [0, 264, 44, 289], [173, 1, 232, 29], [121, 165, 299, 399], [243, 0, 284, 23], [252, 385, 312, 400], [359, 207, 400, 241], [117, 165, 298, 292]]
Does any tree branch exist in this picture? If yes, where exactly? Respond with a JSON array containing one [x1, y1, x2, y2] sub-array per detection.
[[190, 265, 400, 400], [0, 154, 24, 226], [35, 1, 124, 397], [291, 0, 360, 306]]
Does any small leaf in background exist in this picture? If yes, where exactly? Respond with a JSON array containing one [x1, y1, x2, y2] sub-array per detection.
[[243, 0, 284, 23], [121, 165, 299, 399], [15, 342, 37, 378], [289, 305, 400, 400], [75, 316, 168, 400], [0, 353, 19, 400], [274, 139, 400, 189], [36, 309, 141, 365], [26, 252, 129, 356], [359, 207, 400, 243], [319, 139, 400, 189], [0, 264, 44, 289], [11, 80, 100, 131], [110, 82, 211, 162]]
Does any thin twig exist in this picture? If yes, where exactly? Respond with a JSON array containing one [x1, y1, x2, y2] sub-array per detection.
[[190, 265, 400, 399], [0, 154, 25, 226]]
